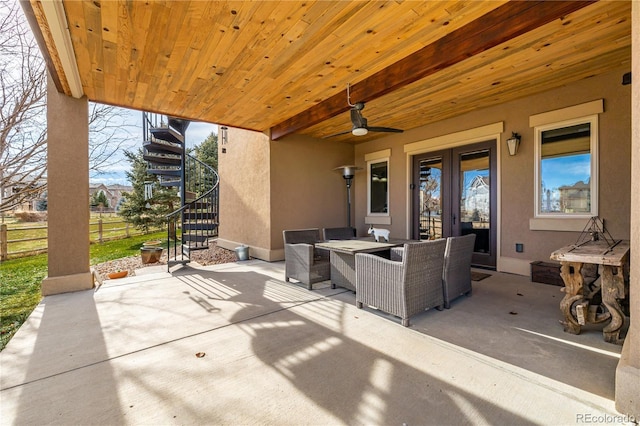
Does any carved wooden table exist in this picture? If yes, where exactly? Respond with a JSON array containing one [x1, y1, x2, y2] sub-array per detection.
[[550, 240, 630, 344]]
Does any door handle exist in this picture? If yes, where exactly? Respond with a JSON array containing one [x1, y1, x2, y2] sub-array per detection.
[[453, 214, 456, 225]]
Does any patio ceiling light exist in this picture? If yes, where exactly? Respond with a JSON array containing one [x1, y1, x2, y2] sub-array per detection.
[[352, 127, 368, 136], [507, 132, 521, 156]]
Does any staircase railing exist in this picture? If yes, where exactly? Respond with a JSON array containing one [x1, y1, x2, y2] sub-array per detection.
[[141, 111, 219, 271], [166, 154, 219, 269]]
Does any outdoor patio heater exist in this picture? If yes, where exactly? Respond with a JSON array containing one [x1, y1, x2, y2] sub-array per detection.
[[334, 165, 361, 227]]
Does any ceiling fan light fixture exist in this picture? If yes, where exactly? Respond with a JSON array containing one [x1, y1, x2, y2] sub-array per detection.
[[352, 127, 368, 136]]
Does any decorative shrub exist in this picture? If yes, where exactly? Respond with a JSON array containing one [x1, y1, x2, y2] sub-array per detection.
[[14, 211, 48, 223]]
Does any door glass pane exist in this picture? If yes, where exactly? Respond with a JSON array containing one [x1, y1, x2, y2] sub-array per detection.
[[418, 158, 442, 240], [460, 150, 490, 253]]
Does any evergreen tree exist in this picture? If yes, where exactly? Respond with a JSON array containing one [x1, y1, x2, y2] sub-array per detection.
[[36, 192, 47, 211], [118, 149, 178, 233], [194, 132, 218, 170], [90, 190, 109, 208]]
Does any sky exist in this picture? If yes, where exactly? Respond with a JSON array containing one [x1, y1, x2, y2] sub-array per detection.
[[90, 107, 218, 186], [541, 154, 591, 191]]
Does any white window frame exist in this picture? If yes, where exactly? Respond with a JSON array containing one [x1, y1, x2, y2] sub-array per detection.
[[364, 149, 391, 216], [367, 157, 390, 217], [534, 114, 598, 218]]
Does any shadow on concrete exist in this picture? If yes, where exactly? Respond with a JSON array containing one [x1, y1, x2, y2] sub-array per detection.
[[4, 290, 124, 424], [180, 268, 536, 425], [331, 271, 624, 400]]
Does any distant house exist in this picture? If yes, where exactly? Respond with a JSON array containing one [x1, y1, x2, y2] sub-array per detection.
[[558, 180, 591, 214], [463, 175, 490, 222], [89, 184, 132, 211], [0, 176, 47, 212]]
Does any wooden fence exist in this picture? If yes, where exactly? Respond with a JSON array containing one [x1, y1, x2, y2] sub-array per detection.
[[0, 220, 161, 260]]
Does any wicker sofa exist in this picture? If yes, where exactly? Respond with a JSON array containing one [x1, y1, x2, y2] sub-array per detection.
[[355, 239, 446, 327], [442, 234, 476, 309], [283, 228, 330, 290]]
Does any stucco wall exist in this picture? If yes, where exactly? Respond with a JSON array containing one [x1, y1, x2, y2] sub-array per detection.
[[354, 65, 631, 273], [218, 129, 353, 260], [218, 127, 272, 258], [269, 134, 354, 258]]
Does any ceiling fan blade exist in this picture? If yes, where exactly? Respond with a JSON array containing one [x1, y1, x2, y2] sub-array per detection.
[[367, 126, 404, 133], [323, 129, 353, 138]]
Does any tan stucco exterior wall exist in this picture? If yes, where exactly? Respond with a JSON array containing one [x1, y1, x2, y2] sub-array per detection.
[[41, 74, 93, 295], [217, 127, 272, 259], [217, 129, 353, 260], [269, 134, 354, 255], [353, 65, 631, 275]]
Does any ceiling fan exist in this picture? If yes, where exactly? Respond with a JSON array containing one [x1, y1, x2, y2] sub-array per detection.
[[324, 85, 404, 138]]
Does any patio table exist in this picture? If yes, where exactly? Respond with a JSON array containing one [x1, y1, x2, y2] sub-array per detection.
[[315, 239, 404, 291], [550, 239, 630, 344]]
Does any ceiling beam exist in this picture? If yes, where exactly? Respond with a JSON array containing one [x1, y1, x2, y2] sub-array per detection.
[[270, 0, 595, 141], [39, 0, 84, 98]]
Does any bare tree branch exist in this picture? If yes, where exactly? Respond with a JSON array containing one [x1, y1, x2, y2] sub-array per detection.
[[0, 0, 137, 213]]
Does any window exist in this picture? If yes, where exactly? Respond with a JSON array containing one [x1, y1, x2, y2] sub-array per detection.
[[535, 115, 598, 217], [368, 160, 388, 214]]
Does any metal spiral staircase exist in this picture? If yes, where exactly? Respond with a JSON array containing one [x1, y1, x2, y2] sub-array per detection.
[[142, 112, 219, 271]]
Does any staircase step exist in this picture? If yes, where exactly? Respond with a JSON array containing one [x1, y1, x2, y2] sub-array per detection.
[[147, 168, 181, 177], [185, 243, 209, 251], [185, 202, 211, 210], [168, 259, 190, 267], [183, 223, 218, 231], [182, 234, 210, 243], [150, 127, 184, 144], [160, 179, 181, 187], [168, 117, 190, 135], [143, 139, 183, 155], [183, 212, 217, 220], [143, 153, 182, 166]]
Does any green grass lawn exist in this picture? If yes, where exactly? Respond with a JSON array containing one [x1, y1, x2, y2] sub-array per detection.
[[0, 230, 166, 351]]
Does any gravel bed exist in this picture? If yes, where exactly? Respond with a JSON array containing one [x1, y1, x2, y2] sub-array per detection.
[[94, 240, 238, 279]]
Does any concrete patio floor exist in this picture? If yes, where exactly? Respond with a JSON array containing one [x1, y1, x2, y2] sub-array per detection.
[[0, 259, 633, 425]]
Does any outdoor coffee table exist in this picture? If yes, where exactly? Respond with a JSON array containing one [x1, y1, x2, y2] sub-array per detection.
[[550, 239, 630, 344], [315, 239, 400, 291]]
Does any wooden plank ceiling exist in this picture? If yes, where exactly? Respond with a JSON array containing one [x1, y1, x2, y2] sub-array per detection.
[[29, 0, 632, 144]]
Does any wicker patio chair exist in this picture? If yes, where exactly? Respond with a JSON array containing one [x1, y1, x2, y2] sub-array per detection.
[[355, 239, 446, 327], [322, 227, 357, 240], [442, 234, 476, 309], [283, 228, 330, 290]]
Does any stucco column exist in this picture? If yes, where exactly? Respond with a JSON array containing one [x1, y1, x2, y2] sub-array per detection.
[[615, 0, 640, 419], [41, 74, 93, 296]]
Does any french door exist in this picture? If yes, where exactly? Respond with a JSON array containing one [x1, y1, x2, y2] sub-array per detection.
[[412, 141, 496, 268]]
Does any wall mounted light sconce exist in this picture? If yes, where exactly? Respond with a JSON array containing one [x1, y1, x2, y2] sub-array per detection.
[[622, 72, 631, 86], [333, 165, 361, 227], [220, 126, 228, 144], [506, 132, 521, 156], [220, 126, 228, 153]]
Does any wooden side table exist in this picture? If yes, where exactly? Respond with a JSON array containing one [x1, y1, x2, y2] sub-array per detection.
[[550, 240, 630, 344]]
